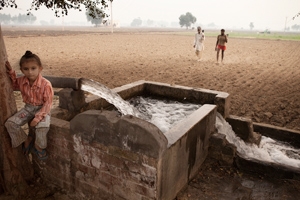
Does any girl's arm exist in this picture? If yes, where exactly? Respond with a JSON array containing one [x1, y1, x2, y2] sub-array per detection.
[[5, 61, 19, 90], [32, 84, 54, 125]]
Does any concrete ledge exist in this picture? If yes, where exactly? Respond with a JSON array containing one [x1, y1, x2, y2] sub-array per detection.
[[143, 81, 229, 117], [166, 104, 216, 146], [44, 76, 79, 90], [227, 115, 261, 145], [253, 122, 300, 148]]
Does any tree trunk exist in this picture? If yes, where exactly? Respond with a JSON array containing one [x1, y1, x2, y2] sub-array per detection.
[[0, 26, 34, 198]]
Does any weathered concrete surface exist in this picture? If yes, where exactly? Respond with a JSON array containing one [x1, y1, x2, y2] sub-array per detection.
[[227, 115, 261, 145], [58, 88, 85, 112], [143, 81, 230, 118], [38, 103, 217, 200], [158, 104, 217, 200], [71, 110, 168, 158], [208, 133, 237, 166], [44, 76, 79, 90], [254, 122, 300, 148]]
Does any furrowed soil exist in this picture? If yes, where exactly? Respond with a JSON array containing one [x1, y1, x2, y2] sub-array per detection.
[[2, 26, 300, 199]]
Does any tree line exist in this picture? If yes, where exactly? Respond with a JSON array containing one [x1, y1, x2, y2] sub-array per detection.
[[0, 13, 37, 24]]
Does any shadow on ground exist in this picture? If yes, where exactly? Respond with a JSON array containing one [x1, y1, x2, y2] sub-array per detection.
[[176, 158, 300, 200]]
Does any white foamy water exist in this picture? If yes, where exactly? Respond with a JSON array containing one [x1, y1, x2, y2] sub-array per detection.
[[129, 96, 201, 133], [216, 113, 300, 168], [80, 78, 140, 117]]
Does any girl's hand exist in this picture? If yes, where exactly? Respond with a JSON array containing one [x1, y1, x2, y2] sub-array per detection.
[[5, 61, 12, 71], [30, 119, 39, 127]]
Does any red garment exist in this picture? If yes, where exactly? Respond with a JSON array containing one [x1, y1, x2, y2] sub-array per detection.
[[218, 45, 226, 50], [8, 70, 53, 122]]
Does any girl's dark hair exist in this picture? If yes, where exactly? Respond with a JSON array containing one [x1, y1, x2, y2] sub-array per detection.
[[19, 50, 42, 68]]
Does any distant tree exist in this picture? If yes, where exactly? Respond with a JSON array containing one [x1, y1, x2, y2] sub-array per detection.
[[2, 13, 36, 24], [147, 19, 154, 27], [158, 20, 168, 27], [179, 12, 196, 29], [0, 0, 112, 18], [207, 22, 216, 28], [0, 13, 11, 24], [291, 24, 300, 31], [86, 10, 103, 27], [249, 22, 254, 30], [40, 20, 49, 25], [131, 17, 142, 27]]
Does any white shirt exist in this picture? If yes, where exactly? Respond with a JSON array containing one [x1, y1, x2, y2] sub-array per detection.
[[194, 32, 205, 51]]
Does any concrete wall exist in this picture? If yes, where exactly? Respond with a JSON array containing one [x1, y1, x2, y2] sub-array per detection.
[[142, 81, 229, 118], [41, 104, 216, 200], [159, 105, 216, 200], [37, 80, 226, 199], [44, 111, 166, 200]]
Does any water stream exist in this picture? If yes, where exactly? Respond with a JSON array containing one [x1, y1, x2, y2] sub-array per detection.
[[80, 79, 300, 169], [80, 78, 140, 117], [216, 113, 300, 168]]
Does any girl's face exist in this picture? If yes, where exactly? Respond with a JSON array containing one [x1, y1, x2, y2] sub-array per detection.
[[20, 60, 43, 83]]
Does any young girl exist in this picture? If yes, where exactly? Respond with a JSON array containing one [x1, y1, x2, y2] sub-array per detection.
[[5, 51, 53, 160], [216, 29, 228, 64]]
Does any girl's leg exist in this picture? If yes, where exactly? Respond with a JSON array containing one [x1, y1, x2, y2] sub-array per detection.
[[35, 127, 49, 150], [5, 108, 34, 148], [34, 115, 50, 159]]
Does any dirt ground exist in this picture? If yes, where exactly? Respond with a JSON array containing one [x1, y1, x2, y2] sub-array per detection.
[[2, 26, 300, 199], [3, 26, 300, 131]]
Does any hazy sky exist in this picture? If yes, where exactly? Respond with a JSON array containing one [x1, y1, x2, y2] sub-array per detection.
[[2, 0, 300, 30]]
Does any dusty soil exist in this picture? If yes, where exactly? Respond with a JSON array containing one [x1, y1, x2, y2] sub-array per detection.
[[2, 26, 300, 199], [3, 26, 300, 131]]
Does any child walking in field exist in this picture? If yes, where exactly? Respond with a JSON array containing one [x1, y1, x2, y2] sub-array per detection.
[[193, 26, 205, 61], [216, 29, 228, 64], [5, 50, 53, 160]]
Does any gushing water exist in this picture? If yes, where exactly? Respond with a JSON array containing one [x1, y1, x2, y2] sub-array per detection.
[[216, 113, 300, 168], [80, 78, 140, 117]]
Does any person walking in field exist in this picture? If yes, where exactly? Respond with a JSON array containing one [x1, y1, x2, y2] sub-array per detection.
[[216, 29, 228, 64], [193, 26, 205, 61], [5, 50, 53, 160]]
